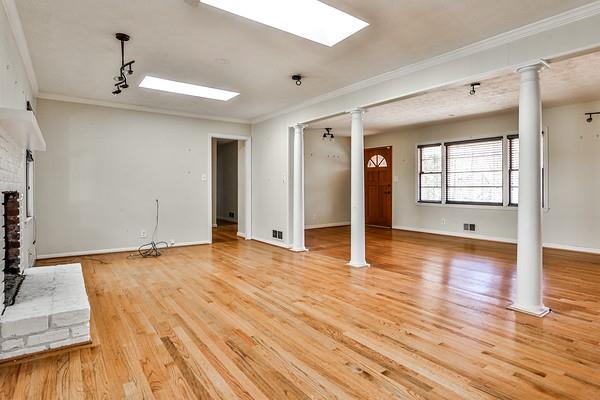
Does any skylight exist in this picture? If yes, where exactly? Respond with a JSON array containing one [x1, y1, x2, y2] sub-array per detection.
[[200, 0, 368, 47], [139, 76, 240, 101]]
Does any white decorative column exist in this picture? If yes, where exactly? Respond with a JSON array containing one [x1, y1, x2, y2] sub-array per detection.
[[347, 109, 369, 268], [509, 63, 549, 317], [291, 124, 307, 252]]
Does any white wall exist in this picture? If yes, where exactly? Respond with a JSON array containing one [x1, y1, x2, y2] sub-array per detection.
[[34, 99, 250, 257], [365, 99, 600, 252], [0, 3, 36, 276], [216, 141, 238, 221], [250, 12, 600, 248], [304, 132, 350, 228]]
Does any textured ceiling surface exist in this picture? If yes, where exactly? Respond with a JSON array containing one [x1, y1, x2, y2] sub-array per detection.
[[308, 51, 600, 135], [16, 0, 596, 121]]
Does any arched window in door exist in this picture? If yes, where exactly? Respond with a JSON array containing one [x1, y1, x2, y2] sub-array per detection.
[[367, 154, 388, 168]]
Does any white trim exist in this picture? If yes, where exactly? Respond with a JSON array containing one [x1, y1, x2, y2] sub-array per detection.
[[252, 1, 600, 124], [393, 225, 516, 244], [543, 242, 600, 255], [305, 221, 350, 230], [393, 225, 600, 255], [36, 240, 210, 259], [236, 232, 246, 239], [2, 0, 39, 95], [251, 236, 290, 249], [416, 202, 518, 212], [212, 223, 218, 228], [37, 93, 250, 125], [207, 133, 252, 244]]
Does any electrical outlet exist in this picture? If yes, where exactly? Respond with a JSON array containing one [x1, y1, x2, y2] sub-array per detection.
[[463, 224, 469, 231], [469, 224, 476, 231], [229, 211, 235, 218], [441, 218, 446, 225], [140, 230, 147, 239], [272, 230, 278, 238], [277, 231, 283, 240]]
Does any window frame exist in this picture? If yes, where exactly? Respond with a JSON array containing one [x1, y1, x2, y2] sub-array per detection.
[[415, 131, 548, 210], [507, 130, 548, 209], [417, 143, 443, 204], [444, 136, 504, 206]]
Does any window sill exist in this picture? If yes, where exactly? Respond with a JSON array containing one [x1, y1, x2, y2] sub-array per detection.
[[416, 202, 517, 211]]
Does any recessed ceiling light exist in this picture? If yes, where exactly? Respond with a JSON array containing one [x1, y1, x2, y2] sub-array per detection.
[[139, 76, 239, 101], [200, 0, 368, 47]]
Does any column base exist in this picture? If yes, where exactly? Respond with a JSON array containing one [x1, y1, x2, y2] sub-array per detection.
[[346, 261, 370, 269], [507, 303, 550, 317], [290, 247, 308, 253]]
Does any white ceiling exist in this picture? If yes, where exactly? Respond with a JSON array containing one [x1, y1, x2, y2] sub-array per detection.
[[16, 0, 596, 122], [308, 51, 600, 135]]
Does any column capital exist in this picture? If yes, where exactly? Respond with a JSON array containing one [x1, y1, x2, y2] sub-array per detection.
[[515, 60, 549, 74], [348, 108, 367, 116], [293, 123, 306, 133]]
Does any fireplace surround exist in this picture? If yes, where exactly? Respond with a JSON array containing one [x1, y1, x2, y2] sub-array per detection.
[[2, 191, 25, 308]]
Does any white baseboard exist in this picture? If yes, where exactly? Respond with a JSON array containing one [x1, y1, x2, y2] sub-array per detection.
[[305, 222, 350, 230], [392, 225, 516, 244], [393, 226, 600, 255], [237, 232, 246, 239], [37, 240, 211, 259], [251, 236, 290, 249], [543, 242, 600, 255], [212, 223, 218, 228]]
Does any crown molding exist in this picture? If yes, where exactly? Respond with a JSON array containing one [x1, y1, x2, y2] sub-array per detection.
[[2, 0, 39, 95], [36, 93, 251, 125], [251, 0, 600, 124]]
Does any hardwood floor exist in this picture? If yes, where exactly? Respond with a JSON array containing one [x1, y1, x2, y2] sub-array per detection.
[[1, 224, 599, 399]]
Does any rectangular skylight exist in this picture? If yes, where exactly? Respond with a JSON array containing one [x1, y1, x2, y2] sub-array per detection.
[[200, 0, 368, 47], [139, 76, 240, 101]]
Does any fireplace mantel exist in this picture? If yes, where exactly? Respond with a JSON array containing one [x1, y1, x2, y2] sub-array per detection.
[[0, 108, 45, 151]]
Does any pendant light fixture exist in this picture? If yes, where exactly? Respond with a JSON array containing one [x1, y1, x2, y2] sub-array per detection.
[[112, 33, 135, 95]]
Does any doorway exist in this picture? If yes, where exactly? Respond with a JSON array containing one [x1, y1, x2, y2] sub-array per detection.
[[365, 146, 392, 227], [207, 134, 252, 243]]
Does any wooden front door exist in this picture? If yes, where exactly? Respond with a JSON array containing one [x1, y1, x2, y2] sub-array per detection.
[[365, 146, 392, 227]]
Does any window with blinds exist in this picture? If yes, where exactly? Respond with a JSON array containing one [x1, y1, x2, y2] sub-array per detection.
[[508, 135, 519, 205], [445, 137, 503, 205], [508, 132, 545, 207], [418, 144, 442, 203]]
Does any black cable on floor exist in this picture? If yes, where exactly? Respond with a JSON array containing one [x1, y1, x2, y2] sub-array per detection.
[[131, 199, 169, 258]]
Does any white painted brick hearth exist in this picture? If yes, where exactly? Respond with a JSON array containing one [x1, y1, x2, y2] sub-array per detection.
[[0, 263, 91, 360]]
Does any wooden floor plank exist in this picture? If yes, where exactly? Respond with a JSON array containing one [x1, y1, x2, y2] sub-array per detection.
[[0, 222, 597, 399]]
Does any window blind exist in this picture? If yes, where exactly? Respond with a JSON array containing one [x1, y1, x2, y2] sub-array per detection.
[[445, 137, 503, 205], [508, 136, 519, 205], [418, 144, 442, 202]]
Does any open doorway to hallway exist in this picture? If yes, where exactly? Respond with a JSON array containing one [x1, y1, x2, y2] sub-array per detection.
[[209, 134, 252, 243]]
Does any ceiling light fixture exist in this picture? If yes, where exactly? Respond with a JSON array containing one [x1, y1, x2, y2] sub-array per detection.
[[199, 0, 369, 47], [292, 74, 303, 86], [139, 76, 240, 101], [469, 82, 481, 96], [585, 112, 600, 123], [112, 33, 135, 96], [322, 128, 334, 141]]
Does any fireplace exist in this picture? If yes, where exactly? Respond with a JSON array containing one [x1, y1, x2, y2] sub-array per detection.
[[2, 191, 25, 308]]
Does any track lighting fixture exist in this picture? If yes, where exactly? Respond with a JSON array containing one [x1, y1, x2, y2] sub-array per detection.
[[322, 128, 334, 141], [585, 112, 600, 123], [292, 74, 303, 86], [469, 82, 481, 96], [111, 33, 135, 95]]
